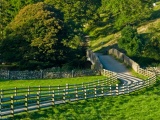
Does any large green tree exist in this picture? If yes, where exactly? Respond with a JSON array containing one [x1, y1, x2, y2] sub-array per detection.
[[0, 2, 71, 69], [0, 0, 44, 32], [0, 0, 10, 40], [45, 0, 101, 35], [118, 26, 142, 56], [143, 22, 160, 61]]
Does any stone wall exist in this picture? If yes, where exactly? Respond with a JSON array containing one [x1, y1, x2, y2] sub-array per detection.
[[0, 69, 97, 80], [86, 49, 117, 78], [108, 49, 140, 72], [86, 49, 103, 71], [108, 48, 155, 77]]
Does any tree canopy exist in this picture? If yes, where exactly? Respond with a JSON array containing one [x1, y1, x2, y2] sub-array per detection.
[[118, 26, 142, 56], [0, 0, 158, 69], [0, 2, 71, 69], [143, 22, 160, 61], [98, 0, 153, 29]]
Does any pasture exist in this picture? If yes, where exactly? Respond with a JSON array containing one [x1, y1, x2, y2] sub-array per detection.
[[10, 75, 160, 120], [0, 76, 106, 90], [2, 75, 159, 120]]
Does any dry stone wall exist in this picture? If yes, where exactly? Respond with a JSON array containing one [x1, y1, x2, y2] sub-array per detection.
[[0, 69, 97, 80], [108, 48, 155, 77], [108, 49, 140, 72]]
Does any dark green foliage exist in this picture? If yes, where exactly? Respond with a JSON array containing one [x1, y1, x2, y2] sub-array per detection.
[[118, 26, 142, 56], [0, 0, 44, 37], [143, 23, 160, 61], [45, 0, 101, 34], [99, 0, 153, 29], [0, 2, 71, 69], [0, 0, 159, 69]]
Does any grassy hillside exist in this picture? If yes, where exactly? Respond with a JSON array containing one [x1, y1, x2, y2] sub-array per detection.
[[11, 76, 160, 120], [87, 1, 160, 53]]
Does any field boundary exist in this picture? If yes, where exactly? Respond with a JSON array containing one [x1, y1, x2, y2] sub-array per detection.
[[0, 49, 158, 118], [108, 48, 157, 77], [0, 72, 157, 119], [0, 69, 98, 80]]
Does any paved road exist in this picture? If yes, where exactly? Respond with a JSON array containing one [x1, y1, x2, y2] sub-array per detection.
[[96, 53, 143, 85], [98, 54, 130, 74]]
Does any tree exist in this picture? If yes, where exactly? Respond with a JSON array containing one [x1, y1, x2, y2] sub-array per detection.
[[118, 26, 142, 56], [0, 2, 71, 69], [99, 0, 153, 29], [0, 0, 10, 40], [45, 0, 101, 35], [143, 23, 160, 61], [0, 0, 45, 41]]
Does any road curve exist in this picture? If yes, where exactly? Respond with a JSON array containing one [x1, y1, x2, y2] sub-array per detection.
[[97, 53, 143, 85]]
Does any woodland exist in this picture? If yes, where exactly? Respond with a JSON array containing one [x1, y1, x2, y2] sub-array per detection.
[[0, 0, 159, 70]]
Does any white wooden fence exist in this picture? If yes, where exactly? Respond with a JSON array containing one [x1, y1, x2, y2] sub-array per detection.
[[0, 73, 157, 119]]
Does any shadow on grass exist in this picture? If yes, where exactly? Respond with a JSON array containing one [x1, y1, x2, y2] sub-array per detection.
[[94, 43, 126, 54], [93, 25, 117, 39], [150, 9, 160, 21], [8, 77, 160, 120]]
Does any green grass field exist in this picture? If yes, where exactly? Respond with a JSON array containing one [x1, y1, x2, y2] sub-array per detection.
[[0, 76, 106, 89], [10, 76, 160, 120]]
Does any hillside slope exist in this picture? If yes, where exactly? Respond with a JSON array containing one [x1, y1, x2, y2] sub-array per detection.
[[88, 2, 160, 53]]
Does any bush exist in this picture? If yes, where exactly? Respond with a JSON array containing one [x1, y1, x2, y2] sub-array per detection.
[[118, 26, 142, 57]]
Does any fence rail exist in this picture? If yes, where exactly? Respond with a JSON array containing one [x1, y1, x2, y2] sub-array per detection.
[[0, 49, 158, 118], [108, 48, 156, 77], [0, 74, 117, 98], [0, 73, 157, 119]]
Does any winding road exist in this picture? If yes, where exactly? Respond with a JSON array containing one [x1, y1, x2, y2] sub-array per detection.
[[97, 53, 144, 85]]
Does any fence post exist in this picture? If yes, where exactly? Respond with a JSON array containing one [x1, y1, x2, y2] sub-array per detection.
[[25, 94, 28, 113], [49, 85, 51, 95], [28, 86, 30, 95], [10, 96, 14, 117], [116, 84, 119, 95], [101, 86, 104, 96], [14, 87, 17, 96], [82, 83, 84, 92], [37, 92, 40, 109], [106, 78, 109, 86], [1, 89, 3, 98], [66, 84, 69, 94], [128, 85, 130, 94], [121, 84, 125, 95], [94, 85, 97, 97], [84, 86, 87, 99], [52, 90, 55, 106], [88, 83, 90, 91], [75, 87, 78, 100], [38, 85, 41, 93], [109, 85, 112, 95], [58, 85, 60, 95], [63, 89, 66, 103]]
